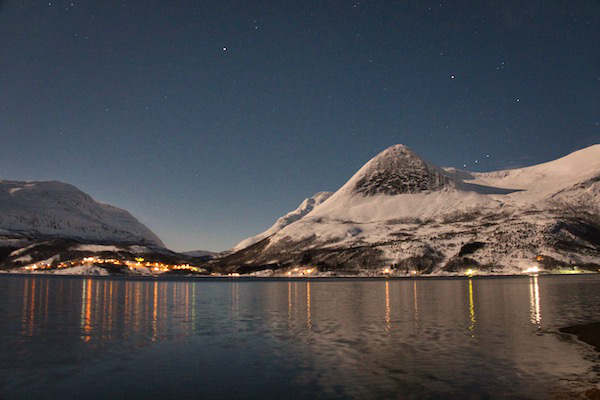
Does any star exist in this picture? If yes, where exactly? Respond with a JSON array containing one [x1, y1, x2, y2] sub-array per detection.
[[450, 74, 455, 79], [222, 47, 227, 52]]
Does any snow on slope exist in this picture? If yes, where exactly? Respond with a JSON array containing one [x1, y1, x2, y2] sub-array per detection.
[[270, 144, 600, 245], [232, 191, 332, 251], [267, 145, 497, 245], [35, 264, 110, 276], [221, 144, 600, 274], [181, 249, 219, 258], [469, 144, 600, 202], [0, 180, 164, 246]]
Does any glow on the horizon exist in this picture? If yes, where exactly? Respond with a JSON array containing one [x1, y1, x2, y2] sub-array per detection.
[[524, 266, 540, 274]]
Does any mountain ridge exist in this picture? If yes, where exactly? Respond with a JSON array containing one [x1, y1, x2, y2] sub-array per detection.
[[214, 144, 600, 275], [0, 179, 163, 247], [232, 191, 333, 252]]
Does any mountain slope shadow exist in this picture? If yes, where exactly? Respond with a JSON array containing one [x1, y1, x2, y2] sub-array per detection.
[[459, 182, 524, 195]]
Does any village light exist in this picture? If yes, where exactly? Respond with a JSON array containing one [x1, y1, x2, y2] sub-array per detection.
[[524, 266, 540, 274]]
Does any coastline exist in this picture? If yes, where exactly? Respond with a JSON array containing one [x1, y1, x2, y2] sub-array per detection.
[[557, 323, 600, 400], [560, 323, 600, 353], [1, 271, 598, 282]]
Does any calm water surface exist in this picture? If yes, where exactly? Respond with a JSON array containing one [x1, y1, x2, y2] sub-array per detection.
[[1, 275, 599, 399]]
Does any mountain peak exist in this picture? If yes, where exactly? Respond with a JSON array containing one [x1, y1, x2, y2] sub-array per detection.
[[380, 143, 411, 153], [351, 144, 452, 196], [0, 179, 164, 247]]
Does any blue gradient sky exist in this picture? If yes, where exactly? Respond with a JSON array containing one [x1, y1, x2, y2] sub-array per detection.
[[1, 0, 598, 251]]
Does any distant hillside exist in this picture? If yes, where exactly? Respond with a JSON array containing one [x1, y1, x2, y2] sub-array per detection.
[[0, 180, 163, 247]]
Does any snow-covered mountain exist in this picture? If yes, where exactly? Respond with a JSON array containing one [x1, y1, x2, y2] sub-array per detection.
[[232, 191, 332, 252], [0, 180, 163, 247], [181, 249, 220, 259], [213, 144, 600, 275]]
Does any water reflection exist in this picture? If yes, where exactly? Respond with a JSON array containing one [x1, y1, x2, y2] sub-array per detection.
[[412, 280, 419, 326], [529, 275, 542, 327], [306, 282, 312, 330], [5, 275, 600, 400], [231, 281, 239, 316], [15, 279, 207, 345], [21, 278, 36, 336], [468, 278, 476, 336], [384, 281, 391, 332], [152, 281, 158, 341], [13, 276, 552, 345], [288, 281, 292, 322], [80, 279, 92, 341]]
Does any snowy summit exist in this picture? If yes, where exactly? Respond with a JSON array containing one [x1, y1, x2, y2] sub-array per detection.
[[0, 180, 163, 247], [212, 144, 600, 276]]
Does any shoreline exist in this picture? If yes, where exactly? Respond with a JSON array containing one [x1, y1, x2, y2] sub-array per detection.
[[560, 322, 600, 353], [0, 271, 598, 282]]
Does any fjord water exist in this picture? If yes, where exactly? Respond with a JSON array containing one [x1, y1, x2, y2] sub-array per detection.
[[1, 276, 599, 399]]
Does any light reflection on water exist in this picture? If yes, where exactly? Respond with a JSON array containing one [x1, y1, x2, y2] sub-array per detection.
[[384, 281, 391, 332], [1, 275, 600, 399], [468, 278, 476, 336], [529, 275, 542, 327]]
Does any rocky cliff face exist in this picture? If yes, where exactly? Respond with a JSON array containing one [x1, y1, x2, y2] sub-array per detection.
[[351, 144, 453, 196]]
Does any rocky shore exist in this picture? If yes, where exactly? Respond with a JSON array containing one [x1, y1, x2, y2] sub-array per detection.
[[556, 322, 600, 400], [560, 322, 600, 352]]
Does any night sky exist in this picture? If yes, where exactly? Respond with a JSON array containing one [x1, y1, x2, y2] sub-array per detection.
[[1, 0, 598, 251]]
